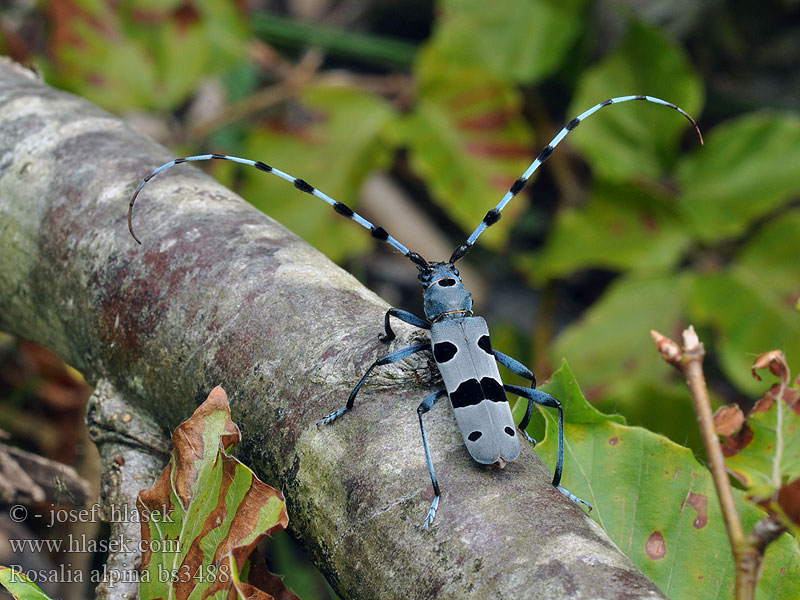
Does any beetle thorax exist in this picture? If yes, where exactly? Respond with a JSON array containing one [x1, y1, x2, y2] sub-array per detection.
[[418, 262, 473, 322]]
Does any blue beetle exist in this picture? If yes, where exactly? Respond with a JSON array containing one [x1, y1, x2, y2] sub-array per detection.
[[129, 95, 702, 528]]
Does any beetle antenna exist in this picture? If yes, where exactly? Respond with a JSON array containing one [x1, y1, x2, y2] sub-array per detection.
[[448, 95, 703, 264], [128, 154, 428, 268]]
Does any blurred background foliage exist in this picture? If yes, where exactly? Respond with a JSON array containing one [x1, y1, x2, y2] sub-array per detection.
[[1, 0, 800, 598]]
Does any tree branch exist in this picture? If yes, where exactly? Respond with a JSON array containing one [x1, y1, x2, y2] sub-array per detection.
[[0, 58, 665, 599]]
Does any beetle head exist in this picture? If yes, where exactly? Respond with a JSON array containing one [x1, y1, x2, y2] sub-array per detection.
[[417, 262, 473, 321]]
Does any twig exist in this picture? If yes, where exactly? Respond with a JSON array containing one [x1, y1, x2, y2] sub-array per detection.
[[651, 326, 761, 600], [186, 48, 324, 142], [0, 443, 90, 505]]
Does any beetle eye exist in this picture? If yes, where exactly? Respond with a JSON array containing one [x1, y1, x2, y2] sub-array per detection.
[[438, 278, 456, 287]]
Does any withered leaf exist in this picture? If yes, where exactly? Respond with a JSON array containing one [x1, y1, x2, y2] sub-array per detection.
[[713, 404, 745, 437], [137, 387, 290, 600]]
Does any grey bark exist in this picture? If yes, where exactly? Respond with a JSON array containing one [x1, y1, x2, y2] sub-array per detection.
[[0, 58, 666, 600], [87, 379, 170, 600]]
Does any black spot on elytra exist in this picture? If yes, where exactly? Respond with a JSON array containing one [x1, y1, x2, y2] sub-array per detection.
[[477, 335, 492, 355], [450, 379, 482, 408], [468, 431, 482, 442], [481, 377, 506, 403], [504, 427, 515, 436], [450, 377, 507, 408], [433, 341, 458, 363]]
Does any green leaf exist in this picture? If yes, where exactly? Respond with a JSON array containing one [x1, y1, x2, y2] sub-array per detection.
[[519, 179, 690, 282], [154, 23, 213, 109], [721, 352, 800, 492], [551, 274, 690, 402], [601, 381, 707, 453], [676, 113, 800, 242], [390, 45, 534, 248], [237, 83, 396, 262], [0, 568, 53, 600], [137, 387, 289, 599], [688, 273, 800, 396], [525, 364, 800, 600], [428, 0, 586, 83], [568, 23, 703, 180], [534, 360, 625, 426], [735, 209, 800, 303]]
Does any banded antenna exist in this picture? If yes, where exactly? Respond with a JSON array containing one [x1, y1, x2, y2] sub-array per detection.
[[448, 95, 704, 264], [128, 154, 429, 268]]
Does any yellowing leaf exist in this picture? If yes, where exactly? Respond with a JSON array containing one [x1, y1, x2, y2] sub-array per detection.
[[43, 1, 248, 112], [568, 23, 703, 181]]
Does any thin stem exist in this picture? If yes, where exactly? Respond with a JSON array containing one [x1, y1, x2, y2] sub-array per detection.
[[651, 327, 758, 600], [680, 338, 745, 548], [187, 49, 324, 141]]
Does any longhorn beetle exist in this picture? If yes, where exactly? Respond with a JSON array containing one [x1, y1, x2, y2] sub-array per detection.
[[129, 95, 702, 529]]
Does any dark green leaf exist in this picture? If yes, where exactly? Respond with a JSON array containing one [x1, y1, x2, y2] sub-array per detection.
[[568, 23, 703, 180], [519, 180, 690, 282], [688, 273, 800, 395], [551, 274, 690, 402], [428, 0, 586, 83], [735, 209, 800, 302], [676, 113, 800, 242]]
